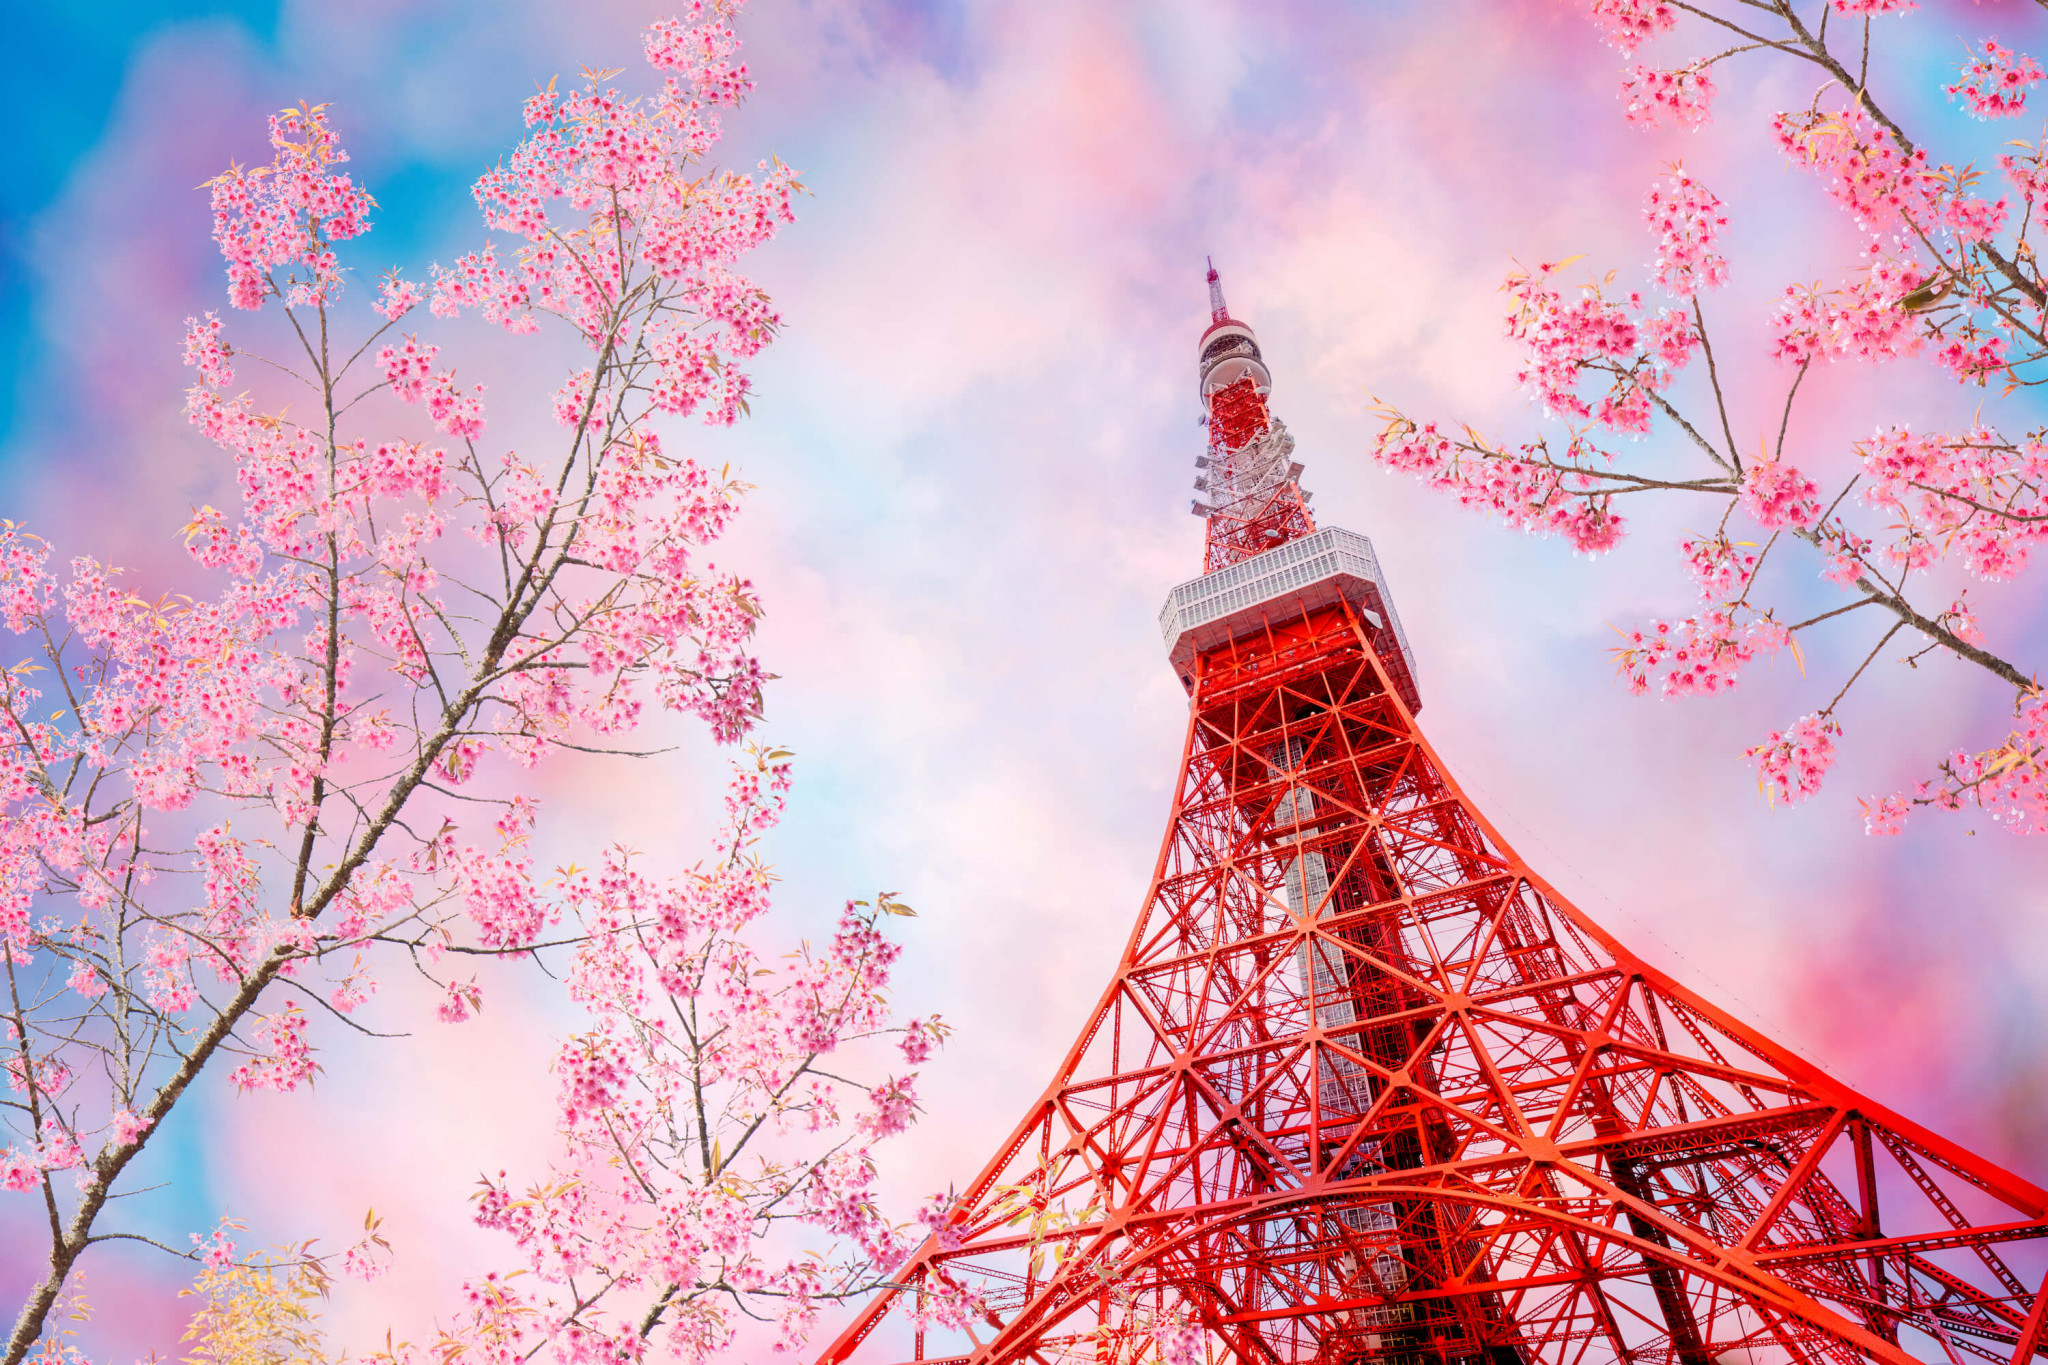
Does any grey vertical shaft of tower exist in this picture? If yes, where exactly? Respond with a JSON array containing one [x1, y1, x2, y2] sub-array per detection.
[[1272, 742, 1413, 1344]]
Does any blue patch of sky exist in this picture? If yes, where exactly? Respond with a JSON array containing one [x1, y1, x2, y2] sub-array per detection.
[[846, 0, 977, 86], [351, 157, 472, 283], [0, 0, 281, 450]]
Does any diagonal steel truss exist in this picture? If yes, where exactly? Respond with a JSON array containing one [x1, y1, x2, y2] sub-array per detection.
[[817, 594, 2048, 1365]]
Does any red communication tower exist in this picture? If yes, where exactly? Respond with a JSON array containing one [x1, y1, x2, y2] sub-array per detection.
[[817, 267, 2048, 1365]]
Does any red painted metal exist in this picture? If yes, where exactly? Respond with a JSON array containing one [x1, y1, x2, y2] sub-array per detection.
[[815, 278, 2048, 1365], [1199, 377, 1317, 576]]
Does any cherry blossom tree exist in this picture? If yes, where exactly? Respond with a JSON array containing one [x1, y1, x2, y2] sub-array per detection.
[[1, 5, 952, 1362], [1369, 0, 2048, 834]]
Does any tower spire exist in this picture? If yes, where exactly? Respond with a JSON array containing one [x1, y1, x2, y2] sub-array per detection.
[[1192, 262, 1316, 575]]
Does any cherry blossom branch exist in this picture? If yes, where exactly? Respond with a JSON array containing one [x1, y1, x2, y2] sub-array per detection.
[[1805, 546, 2038, 691], [3, 26, 933, 1362], [1774, 358, 1810, 463], [1375, 5, 2048, 825], [1787, 596, 1878, 632], [1665, 1, 1810, 61], [1904, 480, 2048, 525], [5, 947, 288, 1365], [1689, 298, 1741, 470], [1771, 3, 2048, 319], [1821, 621, 1906, 717]]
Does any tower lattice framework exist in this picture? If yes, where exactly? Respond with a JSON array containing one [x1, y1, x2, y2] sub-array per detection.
[[816, 266, 2048, 1365]]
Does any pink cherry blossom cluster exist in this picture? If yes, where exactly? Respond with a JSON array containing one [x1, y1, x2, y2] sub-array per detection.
[[1830, 0, 1915, 13], [860, 1075, 919, 1138], [1504, 286, 1699, 440], [459, 850, 548, 951], [405, 748, 947, 1364], [1739, 457, 1824, 529], [555, 1029, 631, 1125], [0, 1051, 97, 1191], [1940, 594, 1986, 647], [376, 336, 437, 403], [182, 313, 233, 386], [1773, 105, 1939, 234], [1943, 195, 2010, 246], [2001, 143, 2048, 203], [192, 1223, 239, 1273], [436, 978, 483, 1024], [645, 11, 752, 102], [1773, 112, 2010, 263], [1681, 534, 1759, 601], [373, 272, 422, 321], [1947, 39, 2045, 120], [1861, 792, 1913, 836], [1641, 308, 1699, 369], [343, 1230, 393, 1282], [1504, 267, 1645, 425], [1644, 167, 1729, 296], [1855, 425, 2048, 580], [206, 102, 375, 310], [1369, 231, 1739, 559], [1155, 1320, 1208, 1365], [1371, 417, 1628, 555], [1586, 0, 1676, 56], [915, 1192, 970, 1254], [451, 25, 797, 427], [1614, 607, 1791, 698], [1873, 691, 2048, 835], [0, 1149, 35, 1192], [1746, 714, 1841, 805], [5, 1052, 71, 1103], [898, 1014, 948, 1064], [1768, 251, 1926, 367], [228, 1004, 315, 1093], [1620, 63, 1717, 131]]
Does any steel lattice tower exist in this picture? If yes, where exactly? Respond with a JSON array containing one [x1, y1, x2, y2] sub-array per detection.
[[815, 266, 2048, 1365]]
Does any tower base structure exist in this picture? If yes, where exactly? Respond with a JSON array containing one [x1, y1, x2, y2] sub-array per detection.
[[821, 530, 2048, 1365]]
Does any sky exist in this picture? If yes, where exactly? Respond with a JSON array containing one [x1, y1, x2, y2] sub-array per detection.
[[3, 0, 2048, 1353]]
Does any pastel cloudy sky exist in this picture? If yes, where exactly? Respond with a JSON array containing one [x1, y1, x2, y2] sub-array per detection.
[[3, 0, 2048, 1350]]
